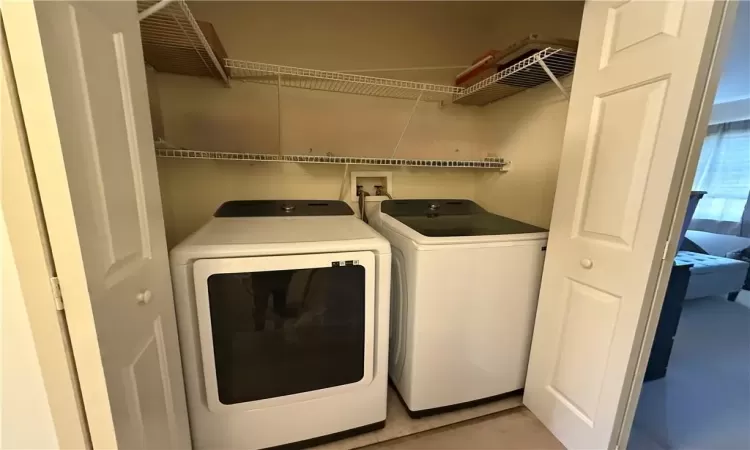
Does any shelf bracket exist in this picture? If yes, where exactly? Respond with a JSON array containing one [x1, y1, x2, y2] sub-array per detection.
[[175, 1, 231, 87], [536, 55, 569, 99], [138, 0, 174, 21], [391, 90, 424, 158]]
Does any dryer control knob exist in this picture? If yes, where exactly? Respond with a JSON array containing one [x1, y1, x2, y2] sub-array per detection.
[[281, 204, 295, 212], [580, 258, 594, 269], [428, 202, 440, 210]]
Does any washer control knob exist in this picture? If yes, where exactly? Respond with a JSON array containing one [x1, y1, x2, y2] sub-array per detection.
[[580, 258, 594, 269], [281, 204, 295, 213]]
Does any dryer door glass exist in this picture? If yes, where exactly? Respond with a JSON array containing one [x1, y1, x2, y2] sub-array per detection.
[[206, 265, 366, 405]]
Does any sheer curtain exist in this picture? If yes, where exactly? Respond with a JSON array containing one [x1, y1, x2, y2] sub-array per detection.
[[690, 120, 750, 236]]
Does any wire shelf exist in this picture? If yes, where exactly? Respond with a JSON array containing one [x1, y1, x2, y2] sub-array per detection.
[[138, 0, 230, 85], [224, 59, 464, 102], [224, 48, 575, 104], [137, 2, 574, 104], [453, 47, 576, 106], [154, 144, 508, 170]]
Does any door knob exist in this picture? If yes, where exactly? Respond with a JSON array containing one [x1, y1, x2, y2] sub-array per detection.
[[580, 259, 593, 269], [136, 289, 152, 305]]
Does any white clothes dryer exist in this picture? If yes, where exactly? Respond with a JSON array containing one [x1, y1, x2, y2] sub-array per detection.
[[369, 199, 547, 417], [170, 200, 391, 449]]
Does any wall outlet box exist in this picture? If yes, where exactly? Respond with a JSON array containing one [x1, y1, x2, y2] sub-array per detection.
[[350, 171, 393, 202]]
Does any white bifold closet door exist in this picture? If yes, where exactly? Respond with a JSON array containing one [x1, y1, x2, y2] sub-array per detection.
[[3, 1, 191, 449], [524, 1, 733, 449]]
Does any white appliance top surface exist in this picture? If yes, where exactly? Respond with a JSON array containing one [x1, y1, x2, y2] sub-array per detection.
[[171, 216, 390, 263], [189, 216, 383, 245]]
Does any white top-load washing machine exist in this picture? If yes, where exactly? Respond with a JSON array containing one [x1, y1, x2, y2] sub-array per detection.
[[170, 200, 391, 449], [369, 199, 547, 417]]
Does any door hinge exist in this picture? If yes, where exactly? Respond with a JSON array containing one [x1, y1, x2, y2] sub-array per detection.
[[50, 276, 64, 311], [662, 238, 671, 261]]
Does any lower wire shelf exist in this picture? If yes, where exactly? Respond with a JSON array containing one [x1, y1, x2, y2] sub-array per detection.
[[155, 147, 509, 170]]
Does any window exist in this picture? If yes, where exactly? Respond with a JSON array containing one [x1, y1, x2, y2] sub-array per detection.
[[691, 120, 750, 225]]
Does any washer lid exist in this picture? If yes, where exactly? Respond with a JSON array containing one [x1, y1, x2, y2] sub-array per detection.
[[380, 199, 547, 237]]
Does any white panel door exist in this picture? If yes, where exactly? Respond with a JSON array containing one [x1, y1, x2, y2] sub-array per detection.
[[524, 1, 728, 449], [3, 1, 190, 449]]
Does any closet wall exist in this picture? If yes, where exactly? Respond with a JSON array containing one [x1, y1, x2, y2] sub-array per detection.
[[477, 79, 574, 228], [1, 218, 59, 450], [476, 1, 581, 228], [152, 1, 583, 247]]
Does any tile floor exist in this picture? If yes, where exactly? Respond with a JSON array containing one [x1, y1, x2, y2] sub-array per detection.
[[313, 388, 522, 449], [364, 407, 563, 450], [629, 294, 750, 450], [335, 293, 750, 450]]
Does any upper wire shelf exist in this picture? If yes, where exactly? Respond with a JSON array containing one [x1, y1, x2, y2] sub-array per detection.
[[138, 0, 230, 85], [224, 47, 575, 105], [224, 59, 464, 102], [453, 47, 576, 105], [137, 1, 575, 103]]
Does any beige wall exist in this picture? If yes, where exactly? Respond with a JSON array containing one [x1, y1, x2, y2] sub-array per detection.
[[1, 215, 59, 450], [153, 1, 583, 244], [154, 72, 490, 160], [477, 79, 573, 228], [476, 2, 581, 228], [158, 158, 478, 247], [1, 25, 88, 448]]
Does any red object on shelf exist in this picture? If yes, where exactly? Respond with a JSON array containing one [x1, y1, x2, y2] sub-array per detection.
[[455, 35, 579, 88], [455, 52, 499, 87]]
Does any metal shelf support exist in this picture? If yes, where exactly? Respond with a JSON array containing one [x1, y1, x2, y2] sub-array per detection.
[[138, 0, 173, 20], [138, 0, 230, 86], [537, 56, 570, 99], [391, 90, 424, 158]]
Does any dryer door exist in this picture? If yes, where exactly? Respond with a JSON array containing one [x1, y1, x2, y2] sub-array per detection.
[[192, 251, 376, 412]]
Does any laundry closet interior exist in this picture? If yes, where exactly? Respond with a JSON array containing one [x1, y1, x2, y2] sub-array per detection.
[[145, 1, 583, 448], [144, 0, 581, 448], [4, 0, 732, 448], [6, 0, 741, 447]]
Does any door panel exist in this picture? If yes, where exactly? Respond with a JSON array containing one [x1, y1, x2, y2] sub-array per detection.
[[523, 1, 728, 449], [602, 1, 685, 61], [550, 279, 620, 424], [576, 79, 668, 247], [124, 317, 173, 450], [3, 1, 190, 448], [68, 2, 152, 286]]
